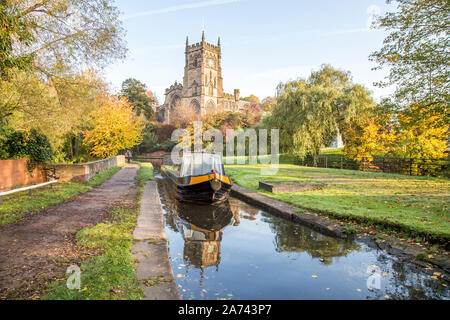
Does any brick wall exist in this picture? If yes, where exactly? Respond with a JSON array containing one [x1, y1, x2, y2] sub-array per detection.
[[0, 156, 125, 191], [0, 159, 46, 192]]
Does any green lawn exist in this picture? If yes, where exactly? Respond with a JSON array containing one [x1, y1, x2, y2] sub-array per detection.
[[320, 147, 344, 156], [225, 164, 450, 243], [43, 162, 154, 300], [0, 166, 122, 226]]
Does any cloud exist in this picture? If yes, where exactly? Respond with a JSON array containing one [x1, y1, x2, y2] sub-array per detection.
[[123, 0, 241, 20]]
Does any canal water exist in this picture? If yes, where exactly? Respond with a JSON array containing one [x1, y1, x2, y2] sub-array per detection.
[[155, 174, 449, 300]]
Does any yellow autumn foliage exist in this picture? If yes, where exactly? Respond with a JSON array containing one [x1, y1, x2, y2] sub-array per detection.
[[344, 104, 448, 160], [83, 94, 144, 158]]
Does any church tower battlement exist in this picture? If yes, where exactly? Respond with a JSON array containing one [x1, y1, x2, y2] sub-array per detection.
[[158, 32, 251, 124], [183, 31, 223, 115]]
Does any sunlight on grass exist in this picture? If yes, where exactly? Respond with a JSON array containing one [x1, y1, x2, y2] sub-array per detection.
[[225, 163, 450, 242], [43, 205, 143, 300]]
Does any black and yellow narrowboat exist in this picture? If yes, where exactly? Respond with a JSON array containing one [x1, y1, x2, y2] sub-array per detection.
[[161, 152, 232, 203]]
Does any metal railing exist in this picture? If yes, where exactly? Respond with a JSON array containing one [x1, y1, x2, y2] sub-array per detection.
[[0, 180, 58, 204], [296, 155, 450, 178]]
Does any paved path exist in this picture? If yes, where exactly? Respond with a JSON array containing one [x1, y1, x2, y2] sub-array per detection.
[[0, 164, 139, 299], [132, 181, 181, 300]]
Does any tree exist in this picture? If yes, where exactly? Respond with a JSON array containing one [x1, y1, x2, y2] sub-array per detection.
[[0, 0, 34, 79], [2, 70, 106, 152], [265, 65, 376, 163], [242, 94, 260, 104], [344, 103, 448, 161], [83, 94, 144, 158], [0, 0, 126, 130], [6, 0, 126, 77], [261, 96, 277, 112], [120, 78, 154, 121], [370, 0, 449, 122]]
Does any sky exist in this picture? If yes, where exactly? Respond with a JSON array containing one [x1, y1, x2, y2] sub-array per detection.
[[103, 0, 396, 104]]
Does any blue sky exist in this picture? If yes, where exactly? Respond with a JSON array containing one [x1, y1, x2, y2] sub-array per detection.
[[103, 0, 396, 103]]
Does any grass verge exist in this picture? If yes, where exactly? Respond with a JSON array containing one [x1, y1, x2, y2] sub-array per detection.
[[225, 164, 450, 244], [135, 162, 154, 182], [0, 166, 122, 226], [43, 162, 154, 300]]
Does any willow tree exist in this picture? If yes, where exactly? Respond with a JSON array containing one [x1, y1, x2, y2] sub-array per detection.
[[265, 65, 375, 163], [370, 0, 449, 122]]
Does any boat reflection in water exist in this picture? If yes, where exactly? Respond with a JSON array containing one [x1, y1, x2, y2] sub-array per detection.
[[176, 201, 234, 271]]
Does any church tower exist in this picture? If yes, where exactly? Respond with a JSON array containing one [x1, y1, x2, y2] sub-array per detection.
[[182, 31, 224, 116]]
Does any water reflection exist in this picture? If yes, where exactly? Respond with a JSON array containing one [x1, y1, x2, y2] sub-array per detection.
[[262, 210, 360, 265], [178, 202, 232, 270], [156, 176, 449, 300], [158, 174, 233, 271]]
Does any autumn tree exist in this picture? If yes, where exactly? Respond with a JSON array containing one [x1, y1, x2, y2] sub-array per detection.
[[6, 0, 126, 77], [2, 70, 106, 157], [0, 0, 126, 123], [261, 96, 277, 112], [345, 103, 449, 161], [83, 94, 144, 158], [242, 94, 261, 104], [370, 0, 449, 122], [120, 78, 154, 121]]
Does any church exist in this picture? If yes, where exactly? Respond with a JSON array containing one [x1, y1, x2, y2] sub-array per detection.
[[156, 32, 251, 124]]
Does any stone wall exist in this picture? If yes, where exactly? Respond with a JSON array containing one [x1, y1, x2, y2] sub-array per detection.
[[50, 155, 125, 183], [0, 159, 46, 192]]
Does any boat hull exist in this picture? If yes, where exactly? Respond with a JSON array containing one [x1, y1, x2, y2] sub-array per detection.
[[161, 167, 232, 204], [177, 180, 232, 203]]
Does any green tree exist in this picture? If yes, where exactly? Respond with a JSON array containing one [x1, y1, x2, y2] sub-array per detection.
[[0, 0, 34, 79], [370, 0, 449, 122], [266, 65, 375, 163], [120, 78, 154, 121]]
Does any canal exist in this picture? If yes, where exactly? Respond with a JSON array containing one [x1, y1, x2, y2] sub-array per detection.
[[155, 173, 449, 300]]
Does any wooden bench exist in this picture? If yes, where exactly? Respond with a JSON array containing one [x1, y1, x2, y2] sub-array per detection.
[[0, 180, 58, 204]]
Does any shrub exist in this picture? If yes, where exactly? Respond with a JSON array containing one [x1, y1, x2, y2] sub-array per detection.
[[26, 129, 53, 164], [4, 130, 27, 158], [0, 128, 52, 170]]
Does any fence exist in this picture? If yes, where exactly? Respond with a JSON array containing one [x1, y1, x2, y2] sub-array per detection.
[[296, 155, 450, 178]]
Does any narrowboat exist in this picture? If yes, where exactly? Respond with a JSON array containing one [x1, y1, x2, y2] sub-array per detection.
[[161, 152, 232, 203]]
